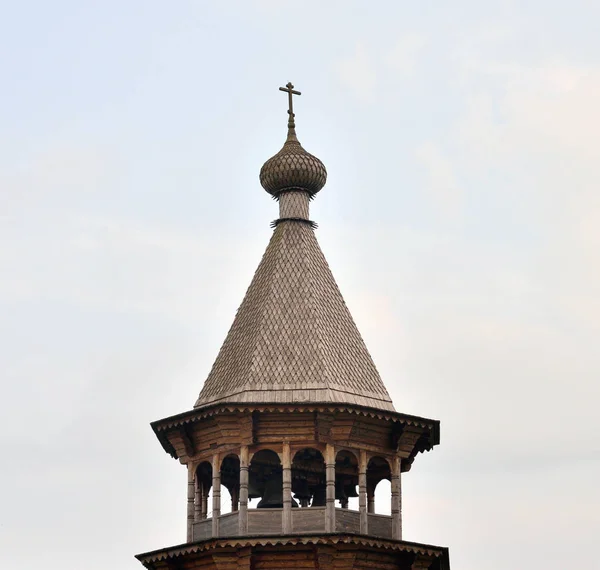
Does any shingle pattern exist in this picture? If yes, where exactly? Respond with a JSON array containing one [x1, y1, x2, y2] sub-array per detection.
[[194, 220, 395, 411], [260, 128, 327, 197], [279, 191, 310, 219]]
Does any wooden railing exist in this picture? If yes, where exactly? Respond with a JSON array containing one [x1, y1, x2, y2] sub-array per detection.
[[192, 507, 393, 541]]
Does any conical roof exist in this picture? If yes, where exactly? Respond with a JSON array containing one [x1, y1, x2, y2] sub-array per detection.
[[194, 216, 394, 412], [194, 84, 394, 412]]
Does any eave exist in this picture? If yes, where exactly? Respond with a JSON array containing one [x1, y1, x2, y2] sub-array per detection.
[[135, 533, 450, 569], [150, 402, 440, 462]]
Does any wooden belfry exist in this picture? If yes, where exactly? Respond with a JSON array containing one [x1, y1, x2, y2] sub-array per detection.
[[135, 85, 450, 570]]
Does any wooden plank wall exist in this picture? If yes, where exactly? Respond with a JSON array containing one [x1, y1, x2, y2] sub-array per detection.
[[247, 510, 283, 535], [292, 507, 326, 533], [367, 514, 392, 539], [255, 413, 316, 444], [192, 519, 212, 541], [219, 512, 240, 536], [335, 509, 360, 534]]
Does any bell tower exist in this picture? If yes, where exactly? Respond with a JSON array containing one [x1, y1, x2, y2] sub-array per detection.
[[135, 84, 451, 570]]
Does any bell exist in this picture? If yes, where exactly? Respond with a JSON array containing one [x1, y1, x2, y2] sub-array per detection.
[[336, 481, 349, 509], [293, 478, 312, 507], [248, 478, 264, 500], [257, 474, 283, 508], [345, 484, 359, 498], [335, 481, 347, 501], [311, 485, 326, 507]]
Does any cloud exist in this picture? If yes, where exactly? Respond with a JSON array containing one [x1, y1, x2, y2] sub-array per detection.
[[414, 141, 463, 216], [335, 42, 377, 102], [455, 61, 600, 310], [386, 33, 427, 76]]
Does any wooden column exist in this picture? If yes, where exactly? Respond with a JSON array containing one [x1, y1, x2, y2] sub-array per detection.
[[325, 443, 336, 532], [201, 486, 208, 520], [359, 449, 368, 535], [194, 473, 202, 522], [282, 442, 292, 534], [391, 456, 402, 540], [367, 488, 375, 514], [187, 465, 195, 542], [231, 487, 239, 512], [238, 445, 249, 535], [212, 454, 221, 538]]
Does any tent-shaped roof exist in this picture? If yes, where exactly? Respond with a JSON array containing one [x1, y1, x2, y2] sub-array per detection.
[[195, 85, 394, 412], [194, 219, 395, 412]]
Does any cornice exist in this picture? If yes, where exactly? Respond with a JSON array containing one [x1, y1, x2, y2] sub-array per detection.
[[135, 533, 449, 565]]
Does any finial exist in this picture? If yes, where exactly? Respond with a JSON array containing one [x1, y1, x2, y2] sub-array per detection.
[[279, 82, 301, 129], [260, 83, 327, 198]]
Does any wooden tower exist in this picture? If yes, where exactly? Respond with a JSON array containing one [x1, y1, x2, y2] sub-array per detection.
[[135, 84, 451, 570]]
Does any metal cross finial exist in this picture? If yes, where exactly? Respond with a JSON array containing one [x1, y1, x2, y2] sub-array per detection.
[[279, 82, 301, 128]]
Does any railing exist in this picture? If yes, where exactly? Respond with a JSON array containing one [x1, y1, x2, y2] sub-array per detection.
[[293, 506, 326, 533], [368, 512, 393, 538], [248, 508, 282, 535], [192, 507, 393, 541], [335, 508, 360, 533], [192, 519, 211, 541], [219, 511, 240, 535]]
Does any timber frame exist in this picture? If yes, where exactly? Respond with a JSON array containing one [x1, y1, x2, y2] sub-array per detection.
[[147, 403, 440, 547], [151, 403, 440, 473]]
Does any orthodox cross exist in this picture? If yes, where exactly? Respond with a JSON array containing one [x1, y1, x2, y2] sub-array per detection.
[[279, 82, 301, 127]]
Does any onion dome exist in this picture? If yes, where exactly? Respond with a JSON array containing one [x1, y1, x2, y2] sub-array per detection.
[[260, 83, 327, 197]]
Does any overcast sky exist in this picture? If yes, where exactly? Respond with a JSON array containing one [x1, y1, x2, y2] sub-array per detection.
[[1, 1, 599, 569]]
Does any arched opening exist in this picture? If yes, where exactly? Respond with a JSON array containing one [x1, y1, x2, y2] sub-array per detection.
[[367, 456, 391, 515], [195, 461, 212, 521], [335, 450, 359, 510], [292, 448, 325, 508], [248, 449, 283, 509], [220, 454, 240, 514], [374, 479, 392, 515]]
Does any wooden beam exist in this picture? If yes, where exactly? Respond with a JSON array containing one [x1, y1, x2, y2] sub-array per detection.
[[180, 425, 196, 458]]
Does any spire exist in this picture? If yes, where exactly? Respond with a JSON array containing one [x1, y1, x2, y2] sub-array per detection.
[[259, 82, 327, 197], [194, 84, 394, 412]]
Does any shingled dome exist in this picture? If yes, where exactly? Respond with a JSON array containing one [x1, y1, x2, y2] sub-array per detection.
[[259, 128, 327, 196]]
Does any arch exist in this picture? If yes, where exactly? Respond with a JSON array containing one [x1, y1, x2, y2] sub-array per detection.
[[373, 479, 392, 515], [195, 461, 213, 520], [335, 450, 359, 510], [248, 449, 283, 509], [292, 448, 325, 508], [220, 454, 240, 514], [367, 456, 391, 515]]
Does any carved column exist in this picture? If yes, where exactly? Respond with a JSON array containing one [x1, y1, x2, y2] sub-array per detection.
[[282, 442, 292, 534], [325, 443, 336, 532], [231, 487, 239, 512], [359, 449, 368, 535], [238, 445, 249, 535], [201, 485, 208, 520], [212, 454, 221, 537], [194, 471, 202, 522], [187, 465, 195, 541], [367, 486, 375, 514], [391, 455, 402, 540]]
